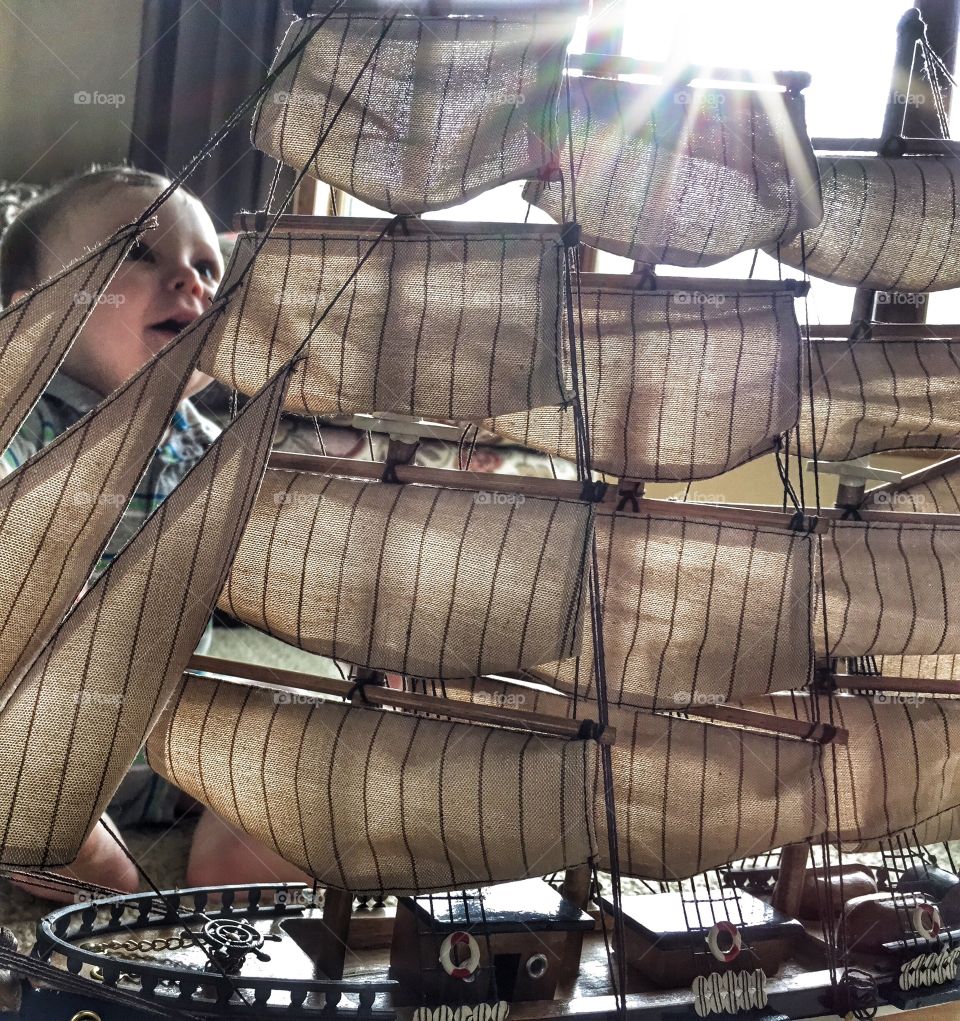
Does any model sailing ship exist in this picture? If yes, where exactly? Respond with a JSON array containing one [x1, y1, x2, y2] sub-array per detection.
[[0, 1, 959, 1018]]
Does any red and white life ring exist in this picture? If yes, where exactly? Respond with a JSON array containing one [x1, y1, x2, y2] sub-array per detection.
[[913, 903, 942, 941], [705, 921, 742, 963], [439, 931, 480, 980]]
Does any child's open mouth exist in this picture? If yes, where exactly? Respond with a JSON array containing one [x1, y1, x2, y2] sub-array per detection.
[[149, 317, 193, 337]]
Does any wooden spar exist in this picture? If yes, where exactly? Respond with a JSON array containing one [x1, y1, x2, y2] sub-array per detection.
[[267, 451, 601, 502], [805, 324, 960, 339], [865, 453, 960, 501], [233, 212, 565, 238], [565, 52, 811, 93], [833, 675, 960, 697], [712, 501, 960, 528], [673, 704, 847, 746], [812, 136, 960, 155], [185, 654, 618, 746], [582, 273, 808, 296]]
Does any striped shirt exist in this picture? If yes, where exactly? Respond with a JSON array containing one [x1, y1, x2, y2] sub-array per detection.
[[1, 372, 221, 576]]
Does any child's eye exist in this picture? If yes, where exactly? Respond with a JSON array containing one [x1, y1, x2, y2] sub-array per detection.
[[195, 260, 218, 281], [127, 239, 154, 263]]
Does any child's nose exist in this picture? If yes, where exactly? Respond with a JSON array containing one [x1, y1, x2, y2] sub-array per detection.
[[169, 265, 207, 303]]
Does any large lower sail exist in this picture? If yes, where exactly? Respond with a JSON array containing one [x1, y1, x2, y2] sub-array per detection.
[[199, 218, 570, 420], [415, 676, 829, 882], [775, 156, 960, 291], [529, 502, 814, 709], [147, 673, 599, 895], [523, 73, 822, 267], [486, 278, 804, 481], [0, 225, 138, 454], [0, 366, 288, 867], [251, 1, 585, 214], [220, 467, 593, 678], [0, 308, 226, 708]]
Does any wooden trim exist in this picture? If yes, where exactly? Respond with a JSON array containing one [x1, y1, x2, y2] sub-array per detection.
[[581, 273, 809, 296], [834, 675, 960, 697], [675, 704, 847, 745], [566, 53, 811, 92], [233, 213, 565, 239], [865, 454, 960, 501], [267, 451, 602, 502], [187, 655, 617, 746]]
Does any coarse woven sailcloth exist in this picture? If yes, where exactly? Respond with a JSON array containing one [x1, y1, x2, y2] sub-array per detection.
[[817, 517, 960, 659], [523, 75, 822, 267], [252, 5, 579, 214], [219, 469, 592, 678], [200, 224, 568, 419], [863, 460, 960, 514], [876, 654, 960, 682], [147, 675, 599, 895], [801, 339, 960, 462], [775, 157, 960, 291], [527, 506, 813, 709], [487, 285, 802, 481], [0, 225, 137, 455], [421, 677, 826, 881], [745, 694, 960, 849], [0, 308, 225, 712], [0, 368, 288, 867]]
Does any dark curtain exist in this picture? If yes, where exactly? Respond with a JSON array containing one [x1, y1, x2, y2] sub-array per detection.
[[130, 0, 298, 231]]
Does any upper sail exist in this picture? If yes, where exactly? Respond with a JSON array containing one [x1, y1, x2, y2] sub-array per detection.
[[0, 226, 137, 455], [220, 467, 593, 678], [0, 365, 288, 867], [530, 503, 814, 708], [487, 279, 803, 481], [802, 337, 960, 462], [818, 515, 960, 659], [148, 674, 599, 895], [775, 156, 960, 291], [523, 74, 822, 267], [0, 308, 225, 708], [252, 2, 584, 214], [200, 219, 569, 420]]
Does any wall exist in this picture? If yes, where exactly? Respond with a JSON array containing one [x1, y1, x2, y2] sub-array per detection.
[[0, 1, 143, 185]]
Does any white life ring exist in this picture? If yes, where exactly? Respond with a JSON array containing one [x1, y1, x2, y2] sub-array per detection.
[[705, 921, 742, 963], [439, 930, 480, 980], [913, 903, 942, 941]]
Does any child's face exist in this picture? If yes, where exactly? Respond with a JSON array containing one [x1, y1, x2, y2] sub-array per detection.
[[20, 183, 224, 399]]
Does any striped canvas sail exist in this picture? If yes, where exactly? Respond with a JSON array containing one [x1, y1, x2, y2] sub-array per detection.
[[0, 367, 288, 867], [0, 226, 137, 455], [487, 281, 802, 481], [417, 677, 827, 881], [530, 505, 813, 709], [0, 308, 226, 710], [253, 3, 582, 214], [220, 468, 592, 678], [818, 517, 960, 659], [147, 673, 599, 894], [200, 221, 569, 420], [747, 694, 960, 850], [802, 339, 960, 462], [776, 156, 960, 291], [524, 74, 822, 267]]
